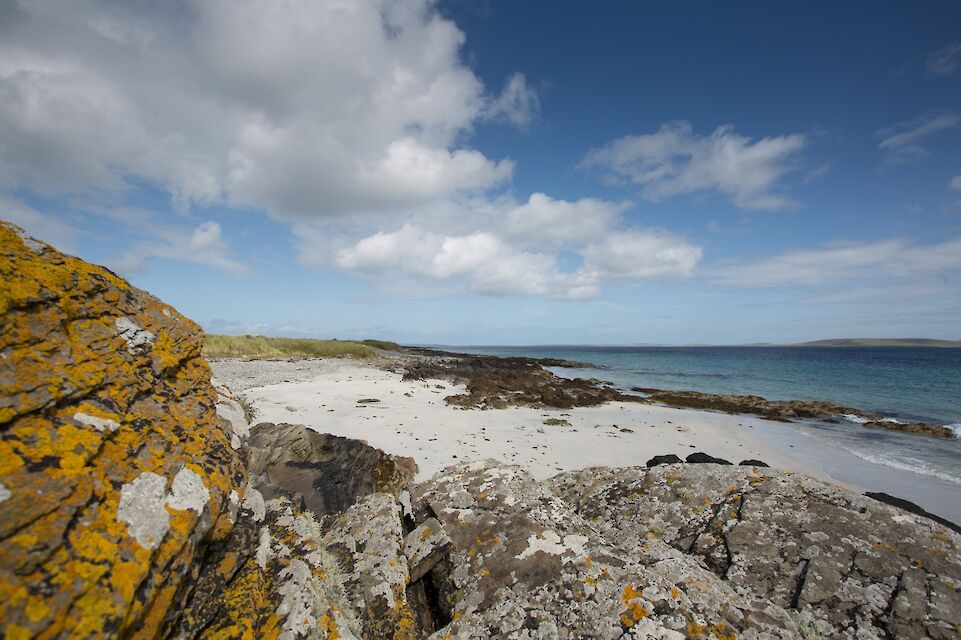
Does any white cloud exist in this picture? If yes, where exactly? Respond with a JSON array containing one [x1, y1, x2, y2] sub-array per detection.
[[950, 175, 961, 190], [334, 224, 582, 298], [0, 0, 528, 219], [110, 220, 247, 276], [0, 0, 704, 299], [712, 237, 961, 288], [581, 231, 703, 281], [926, 42, 961, 76], [877, 113, 960, 165], [322, 196, 702, 299], [485, 73, 540, 128], [581, 121, 807, 211], [504, 193, 631, 245]]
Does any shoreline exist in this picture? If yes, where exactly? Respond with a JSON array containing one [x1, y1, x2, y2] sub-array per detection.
[[210, 356, 832, 485], [210, 350, 961, 523]]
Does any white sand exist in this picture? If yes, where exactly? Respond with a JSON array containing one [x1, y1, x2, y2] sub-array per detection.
[[225, 358, 827, 483]]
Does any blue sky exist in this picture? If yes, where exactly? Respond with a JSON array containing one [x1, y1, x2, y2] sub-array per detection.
[[2, 0, 960, 344]]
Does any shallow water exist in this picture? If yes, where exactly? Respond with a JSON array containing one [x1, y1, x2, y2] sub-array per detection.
[[455, 345, 961, 522]]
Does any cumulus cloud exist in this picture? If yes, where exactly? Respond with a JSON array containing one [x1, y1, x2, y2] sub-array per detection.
[[110, 220, 247, 276], [950, 175, 961, 190], [711, 237, 961, 288], [504, 193, 631, 245], [0, 0, 706, 299], [317, 195, 702, 299], [877, 112, 960, 165], [581, 231, 703, 281], [0, 0, 530, 219], [926, 42, 961, 76], [581, 121, 807, 211]]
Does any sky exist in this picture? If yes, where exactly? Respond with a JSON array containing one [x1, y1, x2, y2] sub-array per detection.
[[2, 0, 960, 345]]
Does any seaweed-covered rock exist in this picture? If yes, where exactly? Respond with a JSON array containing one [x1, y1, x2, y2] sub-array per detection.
[[0, 221, 246, 637], [633, 387, 954, 438], [402, 353, 641, 409]]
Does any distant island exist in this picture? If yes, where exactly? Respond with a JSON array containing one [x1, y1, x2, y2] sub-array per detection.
[[798, 338, 961, 348]]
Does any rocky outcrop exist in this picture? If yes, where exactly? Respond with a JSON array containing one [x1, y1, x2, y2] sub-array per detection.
[[633, 387, 956, 438], [402, 352, 640, 409], [410, 460, 960, 639], [0, 222, 247, 637]]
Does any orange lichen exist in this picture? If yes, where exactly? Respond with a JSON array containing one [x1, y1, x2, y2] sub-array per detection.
[[0, 222, 246, 638], [711, 623, 737, 640], [619, 583, 650, 627]]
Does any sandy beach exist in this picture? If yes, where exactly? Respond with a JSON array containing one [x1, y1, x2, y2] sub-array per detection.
[[212, 357, 825, 483]]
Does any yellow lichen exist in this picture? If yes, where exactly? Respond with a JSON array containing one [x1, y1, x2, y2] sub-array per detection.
[[619, 583, 649, 628]]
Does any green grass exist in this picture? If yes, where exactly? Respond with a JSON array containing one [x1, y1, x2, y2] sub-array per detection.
[[204, 334, 379, 359], [359, 339, 404, 351]]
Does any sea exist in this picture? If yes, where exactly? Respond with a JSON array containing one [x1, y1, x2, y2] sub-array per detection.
[[453, 345, 961, 522]]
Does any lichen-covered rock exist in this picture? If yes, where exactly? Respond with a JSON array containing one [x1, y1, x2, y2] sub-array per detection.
[[551, 463, 961, 639], [321, 493, 419, 639], [405, 460, 961, 639], [0, 222, 247, 637], [174, 491, 363, 640]]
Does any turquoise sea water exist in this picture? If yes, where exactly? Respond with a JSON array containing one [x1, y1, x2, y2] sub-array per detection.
[[453, 345, 961, 520]]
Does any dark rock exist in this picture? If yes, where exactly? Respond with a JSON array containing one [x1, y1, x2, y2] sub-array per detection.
[[634, 387, 954, 438], [739, 459, 770, 467], [865, 492, 961, 535], [402, 352, 645, 409], [646, 454, 683, 467], [862, 420, 953, 438], [247, 421, 416, 515], [686, 452, 733, 464]]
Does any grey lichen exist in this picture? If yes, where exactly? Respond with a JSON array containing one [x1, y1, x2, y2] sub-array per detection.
[[117, 468, 210, 548], [115, 317, 155, 353], [117, 472, 169, 549], [73, 411, 120, 432], [166, 467, 210, 513], [242, 485, 266, 522]]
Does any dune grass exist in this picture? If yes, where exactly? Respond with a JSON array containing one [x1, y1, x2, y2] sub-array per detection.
[[359, 339, 404, 351], [203, 334, 381, 359]]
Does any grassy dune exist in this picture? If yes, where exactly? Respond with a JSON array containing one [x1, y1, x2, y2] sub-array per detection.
[[203, 334, 403, 359]]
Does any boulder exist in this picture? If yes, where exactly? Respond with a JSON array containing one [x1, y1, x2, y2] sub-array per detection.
[[646, 454, 683, 467], [246, 422, 417, 516], [0, 221, 246, 637], [685, 452, 733, 465]]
